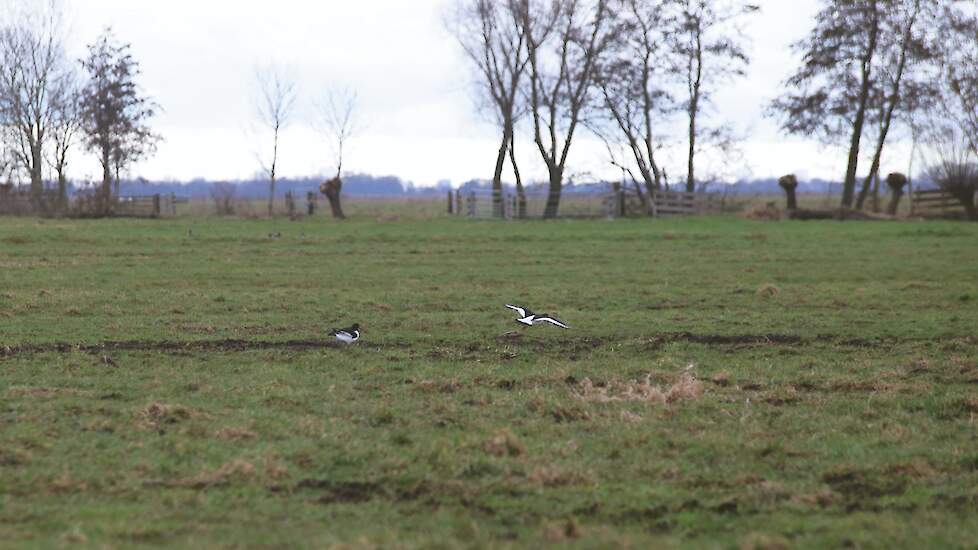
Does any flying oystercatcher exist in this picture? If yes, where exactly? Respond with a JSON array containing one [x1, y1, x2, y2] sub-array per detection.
[[331, 323, 361, 344], [505, 304, 570, 329]]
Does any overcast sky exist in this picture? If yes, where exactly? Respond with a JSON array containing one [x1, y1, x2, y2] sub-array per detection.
[[59, 0, 915, 186]]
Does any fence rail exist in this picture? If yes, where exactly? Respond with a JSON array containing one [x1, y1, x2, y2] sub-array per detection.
[[114, 194, 181, 218], [911, 188, 964, 217], [458, 187, 719, 220], [650, 190, 719, 217]]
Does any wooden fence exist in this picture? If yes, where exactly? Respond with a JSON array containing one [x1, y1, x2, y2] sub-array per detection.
[[114, 194, 183, 218], [910, 188, 965, 217], [456, 187, 720, 219], [650, 190, 719, 216]]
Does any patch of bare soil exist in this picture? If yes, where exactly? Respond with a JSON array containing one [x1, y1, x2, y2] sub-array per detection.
[[293, 478, 430, 504]]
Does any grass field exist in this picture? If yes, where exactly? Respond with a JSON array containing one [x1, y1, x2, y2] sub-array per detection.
[[2, 211, 977, 548]]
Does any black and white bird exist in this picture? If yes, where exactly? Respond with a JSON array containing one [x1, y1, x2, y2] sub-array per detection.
[[505, 304, 570, 329], [331, 323, 361, 344]]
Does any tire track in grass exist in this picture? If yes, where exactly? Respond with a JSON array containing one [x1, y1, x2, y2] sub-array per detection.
[[1, 333, 974, 358]]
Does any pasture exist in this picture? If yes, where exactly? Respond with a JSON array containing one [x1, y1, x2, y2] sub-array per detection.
[[1, 211, 977, 548]]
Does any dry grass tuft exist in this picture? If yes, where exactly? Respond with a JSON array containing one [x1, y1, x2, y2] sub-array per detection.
[[484, 429, 525, 458], [138, 402, 197, 426], [214, 427, 258, 441], [711, 371, 731, 387], [415, 379, 462, 394], [740, 532, 791, 550], [755, 284, 781, 298], [0, 447, 32, 466], [2, 235, 32, 245], [529, 465, 583, 487], [666, 373, 705, 403], [543, 518, 582, 542], [184, 459, 257, 489], [576, 373, 703, 404], [619, 410, 643, 424], [47, 472, 89, 494], [791, 490, 837, 508], [741, 203, 783, 221]]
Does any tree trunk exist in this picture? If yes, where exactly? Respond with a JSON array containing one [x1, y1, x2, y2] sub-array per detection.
[[30, 146, 43, 209], [268, 128, 279, 217], [268, 175, 276, 217], [686, 26, 703, 194], [491, 127, 511, 219], [321, 177, 346, 219], [686, 108, 697, 193], [885, 173, 908, 216], [542, 167, 562, 219], [57, 170, 68, 213], [856, 2, 917, 212], [101, 147, 113, 216], [887, 189, 904, 216], [842, 5, 880, 209], [508, 133, 526, 219]]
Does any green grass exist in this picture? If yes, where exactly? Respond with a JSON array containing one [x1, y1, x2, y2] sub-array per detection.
[[1, 212, 977, 548]]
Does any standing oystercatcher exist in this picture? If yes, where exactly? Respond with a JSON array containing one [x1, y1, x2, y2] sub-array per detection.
[[331, 323, 361, 344], [505, 305, 570, 329]]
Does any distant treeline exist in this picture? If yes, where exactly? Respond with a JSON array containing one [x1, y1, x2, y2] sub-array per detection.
[[58, 173, 936, 199]]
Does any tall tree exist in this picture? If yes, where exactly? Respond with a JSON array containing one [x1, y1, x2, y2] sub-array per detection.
[[454, 0, 531, 218], [254, 65, 296, 218], [47, 67, 81, 211], [0, 0, 70, 210], [594, 0, 674, 210], [667, 0, 756, 193], [938, 4, 978, 154], [854, 0, 942, 211], [519, 0, 615, 219], [315, 87, 358, 220], [79, 29, 160, 215], [770, 0, 884, 209]]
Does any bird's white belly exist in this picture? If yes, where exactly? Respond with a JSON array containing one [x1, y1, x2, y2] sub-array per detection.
[[335, 333, 357, 343], [517, 317, 535, 326]]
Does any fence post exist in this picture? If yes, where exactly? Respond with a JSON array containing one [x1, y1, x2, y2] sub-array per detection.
[[447, 190, 454, 215], [307, 192, 317, 216], [455, 190, 462, 216], [152, 194, 161, 218], [466, 192, 477, 218], [284, 191, 294, 218]]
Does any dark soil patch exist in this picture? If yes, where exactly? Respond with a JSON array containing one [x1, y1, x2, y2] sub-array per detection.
[[2, 333, 973, 359], [822, 468, 908, 499], [293, 478, 430, 504], [1, 338, 358, 357]]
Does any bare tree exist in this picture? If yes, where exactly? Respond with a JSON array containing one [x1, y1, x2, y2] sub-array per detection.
[[666, 0, 756, 193], [771, 0, 884, 209], [315, 87, 358, 219], [454, 0, 532, 218], [854, 0, 941, 211], [593, 0, 673, 212], [78, 28, 160, 216], [938, 4, 978, 155], [916, 4, 978, 221], [211, 182, 236, 216], [0, 0, 70, 210], [47, 67, 81, 211], [519, 0, 616, 219], [254, 65, 297, 217]]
